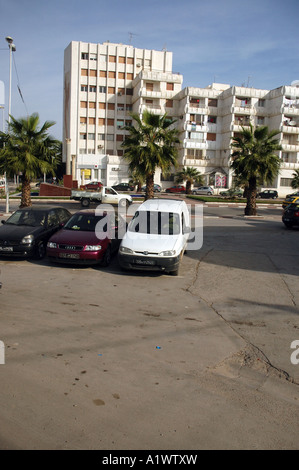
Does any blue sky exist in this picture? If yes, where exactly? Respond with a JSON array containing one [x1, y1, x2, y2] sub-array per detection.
[[0, 0, 298, 139]]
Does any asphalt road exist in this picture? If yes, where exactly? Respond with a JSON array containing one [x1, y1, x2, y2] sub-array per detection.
[[0, 198, 298, 450]]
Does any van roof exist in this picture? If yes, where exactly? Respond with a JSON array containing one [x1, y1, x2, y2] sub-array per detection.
[[138, 198, 187, 213]]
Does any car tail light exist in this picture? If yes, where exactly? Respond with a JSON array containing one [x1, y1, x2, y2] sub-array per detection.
[[294, 211, 299, 217]]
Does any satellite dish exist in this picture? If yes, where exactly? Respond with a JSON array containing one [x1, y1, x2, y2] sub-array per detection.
[[289, 120, 296, 126], [291, 80, 299, 87]]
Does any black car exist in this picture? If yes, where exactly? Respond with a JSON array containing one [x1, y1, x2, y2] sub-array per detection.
[[111, 183, 134, 191], [286, 191, 299, 199], [0, 206, 72, 259], [282, 202, 299, 228], [257, 190, 278, 199]]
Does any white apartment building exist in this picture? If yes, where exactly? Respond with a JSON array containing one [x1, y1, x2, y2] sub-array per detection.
[[63, 41, 299, 196]]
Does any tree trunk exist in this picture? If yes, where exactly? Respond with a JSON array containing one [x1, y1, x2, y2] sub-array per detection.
[[186, 180, 192, 194], [145, 174, 154, 200], [20, 176, 32, 208], [245, 177, 257, 216]]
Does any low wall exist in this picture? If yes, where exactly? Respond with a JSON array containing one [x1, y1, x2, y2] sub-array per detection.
[[39, 183, 71, 197]]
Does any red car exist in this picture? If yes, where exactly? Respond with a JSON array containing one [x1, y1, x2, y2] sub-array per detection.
[[165, 185, 185, 193], [81, 181, 103, 191], [46, 209, 120, 266]]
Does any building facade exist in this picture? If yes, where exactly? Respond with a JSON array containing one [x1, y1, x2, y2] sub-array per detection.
[[63, 41, 299, 196]]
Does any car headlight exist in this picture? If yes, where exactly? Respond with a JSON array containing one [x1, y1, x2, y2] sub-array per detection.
[[21, 234, 34, 245], [47, 241, 57, 249], [119, 246, 133, 254], [84, 245, 102, 251], [159, 250, 176, 257]]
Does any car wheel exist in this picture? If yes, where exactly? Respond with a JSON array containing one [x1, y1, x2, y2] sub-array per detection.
[[35, 241, 46, 259], [81, 198, 90, 207], [119, 199, 128, 208], [101, 245, 111, 267]]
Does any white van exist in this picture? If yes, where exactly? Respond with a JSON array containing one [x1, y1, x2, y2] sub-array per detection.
[[0, 179, 5, 190], [118, 198, 190, 275]]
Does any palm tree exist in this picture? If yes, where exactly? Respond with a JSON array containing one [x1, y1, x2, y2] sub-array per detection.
[[175, 166, 204, 194], [121, 110, 180, 199], [0, 113, 60, 207], [230, 125, 281, 215], [291, 169, 299, 190]]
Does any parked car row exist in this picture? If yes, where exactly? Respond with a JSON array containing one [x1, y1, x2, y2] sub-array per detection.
[[0, 199, 191, 275]]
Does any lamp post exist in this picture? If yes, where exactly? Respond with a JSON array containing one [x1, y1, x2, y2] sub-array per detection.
[[5, 36, 16, 214]]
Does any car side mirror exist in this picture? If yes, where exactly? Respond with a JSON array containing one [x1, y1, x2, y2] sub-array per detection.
[[1, 220, 6, 224]]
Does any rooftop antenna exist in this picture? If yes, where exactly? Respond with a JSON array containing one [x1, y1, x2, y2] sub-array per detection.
[[128, 32, 138, 45]]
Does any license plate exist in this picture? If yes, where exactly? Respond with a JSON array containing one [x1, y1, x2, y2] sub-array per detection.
[[134, 259, 155, 266], [0, 246, 13, 252], [59, 253, 80, 259]]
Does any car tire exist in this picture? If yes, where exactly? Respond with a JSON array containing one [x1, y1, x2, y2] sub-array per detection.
[[119, 199, 128, 208], [34, 241, 46, 260], [81, 198, 90, 208], [101, 245, 111, 267]]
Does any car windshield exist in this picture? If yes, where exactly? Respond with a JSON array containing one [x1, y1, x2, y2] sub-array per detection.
[[6, 210, 46, 227], [128, 211, 181, 235], [64, 213, 107, 232]]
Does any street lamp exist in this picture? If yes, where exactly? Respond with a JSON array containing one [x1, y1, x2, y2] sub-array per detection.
[[4, 36, 16, 214], [5, 36, 16, 124]]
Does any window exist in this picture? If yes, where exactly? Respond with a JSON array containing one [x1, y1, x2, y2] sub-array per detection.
[[98, 133, 105, 140], [99, 86, 106, 93], [81, 69, 88, 76], [81, 85, 88, 92], [118, 56, 125, 64], [109, 71, 116, 79], [109, 55, 116, 63], [80, 133, 87, 140], [280, 178, 292, 187], [99, 102, 105, 109], [90, 53, 97, 61], [116, 134, 124, 142], [90, 70, 97, 77], [127, 57, 134, 65], [99, 54, 107, 63], [108, 103, 115, 110], [80, 117, 87, 124], [258, 99, 265, 107], [100, 70, 107, 78], [127, 73, 133, 80], [80, 101, 87, 108], [126, 88, 133, 96], [81, 53, 88, 60], [98, 118, 105, 126], [117, 120, 124, 129], [108, 87, 115, 94], [166, 82, 174, 91], [208, 98, 217, 107], [107, 119, 114, 126], [89, 102, 96, 109], [107, 134, 114, 141], [118, 88, 125, 95], [207, 133, 216, 141], [165, 99, 173, 108], [89, 117, 95, 125], [88, 133, 95, 140], [118, 72, 125, 79], [89, 86, 96, 93], [146, 83, 154, 91]]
